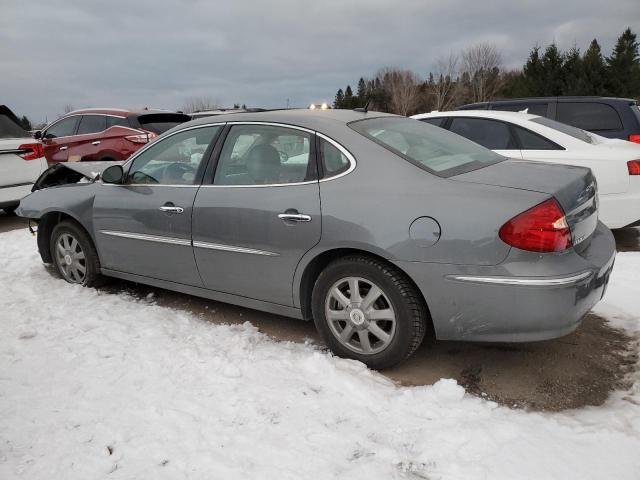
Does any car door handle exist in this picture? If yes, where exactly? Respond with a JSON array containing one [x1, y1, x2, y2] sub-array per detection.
[[59, 146, 68, 151], [278, 213, 312, 222], [159, 205, 184, 214], [92, 141, 101, 146]]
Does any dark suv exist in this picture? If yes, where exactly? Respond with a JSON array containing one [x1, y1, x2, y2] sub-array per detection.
[[457, 97, 640, 143], [35, 108, 190, 164]]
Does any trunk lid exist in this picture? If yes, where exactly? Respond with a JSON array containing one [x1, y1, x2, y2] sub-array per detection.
[[454, 159, 599, 252]]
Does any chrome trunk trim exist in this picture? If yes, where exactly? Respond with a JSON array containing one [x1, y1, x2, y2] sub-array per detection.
[[446, 271, 593, 286]]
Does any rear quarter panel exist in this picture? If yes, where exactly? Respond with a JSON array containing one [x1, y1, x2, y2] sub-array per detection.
[[293, 128, 551, 305]]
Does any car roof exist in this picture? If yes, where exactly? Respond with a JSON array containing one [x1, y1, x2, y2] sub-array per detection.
[[183, 108, 399, 132], [65, 108, 182, 117], [460, 96, 637, 107], [413, 110, 541, 122]]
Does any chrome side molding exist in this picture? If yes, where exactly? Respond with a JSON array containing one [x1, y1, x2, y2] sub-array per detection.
[[192, 241, 279, 256], [99, 230, 279, 257], [100, 230, 191, 246]]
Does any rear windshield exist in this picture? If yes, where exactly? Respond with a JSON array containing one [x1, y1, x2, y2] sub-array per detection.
[[0, 112, 27, 139], [136, 113, 190, 134], [530, 117, 596, 144], [349, 117, 502, 177]]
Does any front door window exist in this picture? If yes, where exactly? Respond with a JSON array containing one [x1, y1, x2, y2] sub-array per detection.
[[127, 126, 221, 185]]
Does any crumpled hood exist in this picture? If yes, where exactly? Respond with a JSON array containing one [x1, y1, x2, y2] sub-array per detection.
[[32, 161, 124, 191]]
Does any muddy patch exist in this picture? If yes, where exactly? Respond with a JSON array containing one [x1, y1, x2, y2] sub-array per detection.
[[387, 314, 637, 411], [97, 279, 637, 412]]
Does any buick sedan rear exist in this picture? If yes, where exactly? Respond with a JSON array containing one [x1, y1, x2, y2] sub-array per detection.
[[17, 110, 616, 368]]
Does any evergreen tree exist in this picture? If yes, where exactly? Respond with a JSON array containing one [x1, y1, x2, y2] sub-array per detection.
[[333, 88, 344, 108], [356, 77, 367, 106], [540, 44, 564, 95], [522, 46, 544, 95], [562, 46, 583, 95], [578, 39, 607, 95], [606, 27, 640, 97], [20, 115, 32, 131], [344, 85, 354, 109]]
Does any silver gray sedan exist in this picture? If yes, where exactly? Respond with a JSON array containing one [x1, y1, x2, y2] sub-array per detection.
[[17, 109, 616, 369]]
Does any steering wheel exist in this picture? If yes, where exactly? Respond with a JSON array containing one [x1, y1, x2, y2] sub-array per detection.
[[130, 170, 159, 184], [164, 162, 197, 183]]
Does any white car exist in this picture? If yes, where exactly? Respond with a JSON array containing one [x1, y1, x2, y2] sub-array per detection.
[[0, 106, 48, 214], [412, 110, 640, 229]]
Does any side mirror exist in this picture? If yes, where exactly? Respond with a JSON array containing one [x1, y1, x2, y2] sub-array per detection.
[[101, 165, 124, 184], [33, 130, 42, 140]]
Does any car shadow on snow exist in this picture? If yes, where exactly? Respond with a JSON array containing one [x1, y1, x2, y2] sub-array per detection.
[[94, 276, 637, 413]]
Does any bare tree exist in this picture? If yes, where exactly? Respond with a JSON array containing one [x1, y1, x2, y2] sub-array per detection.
[[375, 68, 422, 116], [181, 96, 221, 113], [63, 104, 75, 114], [429, 53, 461, 110], [461, 43, 503, 102]]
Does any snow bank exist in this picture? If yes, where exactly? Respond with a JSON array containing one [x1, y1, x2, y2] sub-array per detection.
[[0, 229, 639, 479]]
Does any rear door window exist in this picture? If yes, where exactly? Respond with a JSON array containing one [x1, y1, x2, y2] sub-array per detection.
[[76, 115, 107, 135], [319, 138, 351, 178], [44, 117, 79, 139], [557, 102, 623, 131], [106, 116, 128, 129], [214, 125, 316, 185], [491, 103, 549, 116], [449, 117, 517, 150], [512, 125, 563, 150]]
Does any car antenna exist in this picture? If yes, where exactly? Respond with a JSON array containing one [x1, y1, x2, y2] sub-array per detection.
[[354, 99, 370, 113]]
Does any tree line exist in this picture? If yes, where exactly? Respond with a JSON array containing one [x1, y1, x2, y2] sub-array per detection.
[[333, 27, 640, 115]]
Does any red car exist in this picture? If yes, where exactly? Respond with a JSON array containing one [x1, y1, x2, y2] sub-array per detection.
[[35, 108, 190, 164]]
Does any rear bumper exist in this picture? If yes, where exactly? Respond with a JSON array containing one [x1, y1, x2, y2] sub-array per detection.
[[0, 183, 34, 208], [396, 221, 616, 342], [599, 186, 640, 229]]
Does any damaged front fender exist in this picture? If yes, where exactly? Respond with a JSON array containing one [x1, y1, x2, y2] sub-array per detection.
[[32, 161, 124, 191]]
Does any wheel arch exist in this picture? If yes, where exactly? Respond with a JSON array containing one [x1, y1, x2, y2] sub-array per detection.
[[296, 247, 433, 331], [36, 210, 91, 263]]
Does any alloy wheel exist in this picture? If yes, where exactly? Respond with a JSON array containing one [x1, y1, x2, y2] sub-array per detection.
[[325, 276, 396, 355], [54, 232, 87, 284]]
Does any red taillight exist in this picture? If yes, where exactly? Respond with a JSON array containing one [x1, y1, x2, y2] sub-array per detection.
[[124, 130, 157, 144], [499, 198, 572, 253], [18, 143, 44, 160], [628, 134, 640, 144], [628, 160, 640, 175]]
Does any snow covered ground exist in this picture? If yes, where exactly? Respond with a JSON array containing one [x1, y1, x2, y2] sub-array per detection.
[[1, 228, 639, 480]]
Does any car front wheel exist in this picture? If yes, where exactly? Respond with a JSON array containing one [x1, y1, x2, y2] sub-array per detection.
[[312, 255, 428, 369], [50, 220, 102, 287]]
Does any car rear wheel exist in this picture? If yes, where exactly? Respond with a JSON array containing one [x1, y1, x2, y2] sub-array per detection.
[[312, 255, 428, 369], [50, 220, 102, 287]]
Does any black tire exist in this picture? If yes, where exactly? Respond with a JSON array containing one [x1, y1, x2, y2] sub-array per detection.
[[49, 220, 103, 287], [311, 255, 428, 369], [2, 205, 17, 215]]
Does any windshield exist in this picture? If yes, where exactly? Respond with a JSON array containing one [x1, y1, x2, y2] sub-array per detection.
[[349, 117, 503, 177], [530, 116, 597, 144]]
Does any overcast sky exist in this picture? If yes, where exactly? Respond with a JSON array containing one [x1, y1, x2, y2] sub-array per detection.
[[1, 0, 639, 123]]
